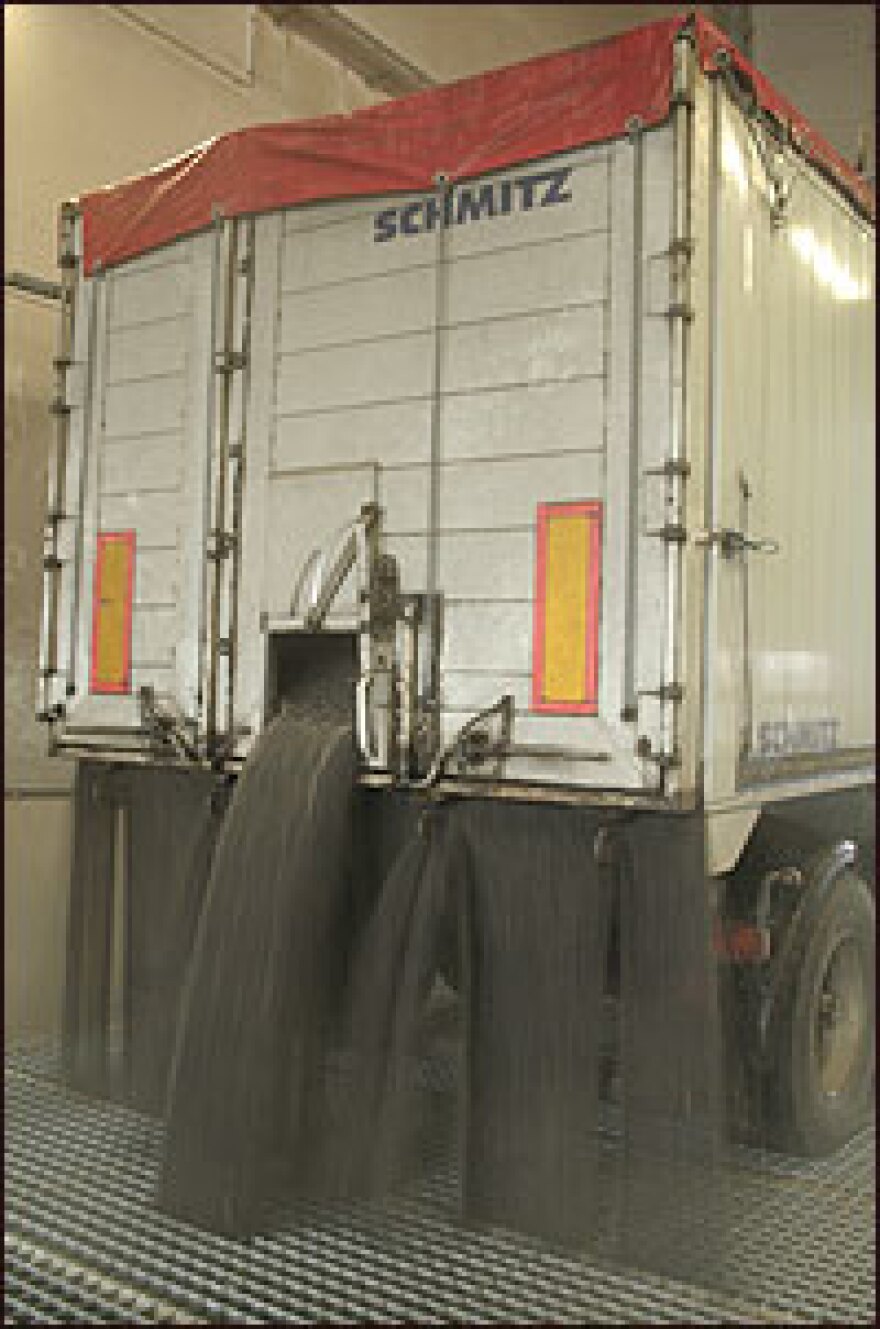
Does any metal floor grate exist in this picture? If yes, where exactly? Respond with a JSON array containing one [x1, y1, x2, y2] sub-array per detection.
[[4, 1047, 876, 1324]]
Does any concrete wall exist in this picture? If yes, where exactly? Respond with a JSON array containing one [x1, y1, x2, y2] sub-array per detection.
[[338, 4, 675, 81], [3, 2, 378, 1044], [753, 4, 876, 182]]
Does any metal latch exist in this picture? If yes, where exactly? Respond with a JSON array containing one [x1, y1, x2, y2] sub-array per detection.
[[693, 527, 779, 558], [421, 694, 514, 786]]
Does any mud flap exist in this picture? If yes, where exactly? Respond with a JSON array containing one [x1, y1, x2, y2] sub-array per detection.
[[457, 801, 609, 1246], [63, 761, 225, 1109], [614, 811, 725, 1281], [63, 763, 117, 1095], [126, 767, 225, 1113], [458, 804, 724, 1277]]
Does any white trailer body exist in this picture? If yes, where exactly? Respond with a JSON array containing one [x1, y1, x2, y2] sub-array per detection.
[[39, 25, 875, 874]]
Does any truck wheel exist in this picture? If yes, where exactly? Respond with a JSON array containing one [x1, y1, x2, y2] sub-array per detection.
[[776, 870, 875, 1155]]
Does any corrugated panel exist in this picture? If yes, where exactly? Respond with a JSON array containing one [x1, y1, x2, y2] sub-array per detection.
[[103, 320, 189, 385], [263, 134, 674, 790], [708, 86, 875, 800], [103, 381, 185, 440], [67, 237, 205, 731]]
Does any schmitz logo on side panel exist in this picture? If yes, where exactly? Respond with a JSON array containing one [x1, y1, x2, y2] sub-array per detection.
[[373, 167, 573, 243]]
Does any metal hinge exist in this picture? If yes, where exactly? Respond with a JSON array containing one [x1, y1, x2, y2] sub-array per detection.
[[214, 350, 247, 375], [668, 237, 695, 260], [645, 522, 688, 544], [636, 736, 681, 770], [694, 527, 779, 557], [206, 530, 237, 561], [643, 459, 691, 480], [638, 682, 684, 703]]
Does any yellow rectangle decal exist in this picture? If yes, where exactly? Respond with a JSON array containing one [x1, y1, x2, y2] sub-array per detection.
[[90, 532, 134, 694], [544, 514, 590, 703], [533, 501, 601, 715]]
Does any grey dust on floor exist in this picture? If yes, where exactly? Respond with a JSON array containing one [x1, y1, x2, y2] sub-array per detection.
[[4, 1046, 876, 1325]]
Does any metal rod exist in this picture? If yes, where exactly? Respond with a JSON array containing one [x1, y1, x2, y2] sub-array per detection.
[[5, 271, 62, 302], [623, 129, 644, 716], [425, 175, 451, 760], [502, 743, 611, 762], [67, 271, 103, 695], [701, 76, 723, 799], [197, 213, 224, 748], [304, 529, 360, 630], [104, 4, 255, 88], [42, 211, 78, 716], [663, 30, 695, 786], [207, 220, 239, 758], [4, 787, 73, 800], [226, 219, 255, 748]]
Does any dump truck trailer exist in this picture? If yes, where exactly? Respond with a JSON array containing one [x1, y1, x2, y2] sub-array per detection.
[[40, 13, 874, 1156]]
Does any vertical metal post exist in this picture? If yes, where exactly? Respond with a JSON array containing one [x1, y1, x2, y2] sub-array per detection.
[[226, 218, 255, 748], [701, 76, 723, 799], [41, 203, 79, 720], [738, 469, 754, 757], [67, 266, 102, 696], [624, 124, 644, 719], [424, 174, 451, 762], [198, 210, 224, 752], [206, 217, 238, 757], [663, 28, 696, 785]]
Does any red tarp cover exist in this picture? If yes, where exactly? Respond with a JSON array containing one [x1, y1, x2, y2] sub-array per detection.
[[76, 12, 874, 275]]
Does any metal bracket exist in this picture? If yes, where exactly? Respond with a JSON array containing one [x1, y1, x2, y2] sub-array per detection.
[[638, 682, 684, 703], [694, 527, 779, 557], [206, 530, 237, 562], [668, 237, 695, 259], [636, 736, 681, 770], [421, 694, 515, 786], [213, 349, 247, 374], [645, 523, 688, 544], [139, 686, 200, 762], [643, 458, 691, 480]]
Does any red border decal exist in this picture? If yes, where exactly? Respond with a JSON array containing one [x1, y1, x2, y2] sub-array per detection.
[[89, 531, 135, 695], [532, 501, 602, 716]]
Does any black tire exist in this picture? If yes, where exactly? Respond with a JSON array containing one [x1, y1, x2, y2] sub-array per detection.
[[774, 870, 875, 1155]]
